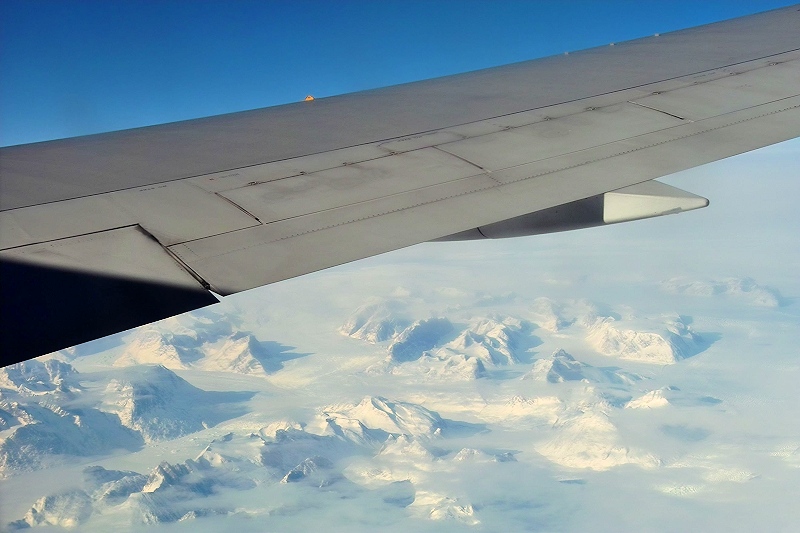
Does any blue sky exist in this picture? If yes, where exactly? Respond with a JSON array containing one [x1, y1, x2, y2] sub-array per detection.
[[1, 0, 794, 146]]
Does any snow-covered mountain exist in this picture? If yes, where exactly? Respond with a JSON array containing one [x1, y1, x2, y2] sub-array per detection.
[[536, 393, 661, 470], [114, 312, 283, 375], [113, 329, 201, 369], [322, 396, 445, 438], [661, 276, 783, 307], [0, 399, 143, 475], [0, 363, 144, 476], [529, 297, 570, 332], [0, 363, 252, 478], [103, 365, 251, 443], [8, 490, 92, 529], [388, 318, 453, 363], [523, 349, 647, 385], [0, 359, 81, 395], [195, 333, 279, 374], [585, 315, 702, 364], [433, 317, 525, 366], [339, 300, 410, 343]]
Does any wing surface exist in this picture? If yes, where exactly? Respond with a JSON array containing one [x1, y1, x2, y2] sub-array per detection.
[[2, 6, 800, 363]]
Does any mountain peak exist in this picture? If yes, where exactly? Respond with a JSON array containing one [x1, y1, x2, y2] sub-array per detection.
[[0, 359, 81, 394]]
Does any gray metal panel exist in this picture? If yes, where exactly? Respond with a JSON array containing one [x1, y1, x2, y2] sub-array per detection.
[[170, 95, 800, 295], [437, 103, 684, 172], [379, 132, 465, 153], [218, 148, 483, 224], [0, 195, 135, 249], [2, 6, 800, 210], [0, 181, 261, 250], [108, 182, 260, 246], [187, 144, 391, 193], [630, 58, 800, 120], [489, 98, 800, 194], [169, 173, 502, 294]]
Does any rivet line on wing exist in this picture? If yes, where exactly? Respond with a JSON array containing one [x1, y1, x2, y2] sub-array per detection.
[[0, 224, 141, 252], [277, 182, 501, 241]]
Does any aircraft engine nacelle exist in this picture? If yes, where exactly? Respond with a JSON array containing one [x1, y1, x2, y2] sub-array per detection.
[[436, 180, 708, 241]]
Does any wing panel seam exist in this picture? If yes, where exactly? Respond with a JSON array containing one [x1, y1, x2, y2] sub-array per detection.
[[0, 224, 140, 252]]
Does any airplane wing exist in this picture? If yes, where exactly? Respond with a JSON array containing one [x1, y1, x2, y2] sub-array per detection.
[[2, 6, 800, 365]]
